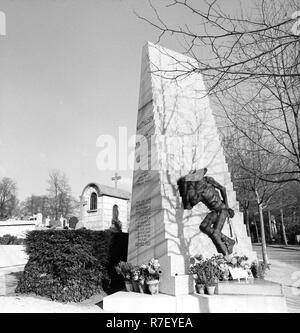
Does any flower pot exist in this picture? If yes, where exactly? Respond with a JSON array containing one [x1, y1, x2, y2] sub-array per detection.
[[124, 280, 133, 292], [206, 285, 216, 295], [195, 283, 205, 294], [132, 280, 140, 292], [146, 280, 159, 295], [138, 281, 148, 294]]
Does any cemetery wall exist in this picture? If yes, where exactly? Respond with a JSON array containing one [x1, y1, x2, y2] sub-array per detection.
[[0, 245, 28, 269], [0, 219, 36, 238]]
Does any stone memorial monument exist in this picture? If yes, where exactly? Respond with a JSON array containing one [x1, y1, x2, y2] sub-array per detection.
[[127, 42, 256, 296], [104, 43, 286, 313]]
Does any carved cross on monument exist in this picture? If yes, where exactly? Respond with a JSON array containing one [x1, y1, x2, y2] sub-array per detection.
[[112, 172, 121, 189]]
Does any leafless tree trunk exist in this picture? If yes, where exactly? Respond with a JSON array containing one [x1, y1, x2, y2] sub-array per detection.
[[245, 208, 251, 238], [224, 123, 283, 259], [254, 219, 260, 243], [268, 210, 273, 241], [256, 191, 269, 265], [280, 208, 288, 245]]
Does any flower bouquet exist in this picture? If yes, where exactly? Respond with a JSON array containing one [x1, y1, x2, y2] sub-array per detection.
[[131, 265, 142, 292], [189, 254, 223, 295], [226, 255, 253, 281], [204, 256, 222, 294], [189, 255, 206, 294], [144, 258, 161, 295], [115, 261, 134, 292]]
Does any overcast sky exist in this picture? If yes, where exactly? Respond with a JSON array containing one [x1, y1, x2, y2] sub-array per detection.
[[0, 0, 247, 201]]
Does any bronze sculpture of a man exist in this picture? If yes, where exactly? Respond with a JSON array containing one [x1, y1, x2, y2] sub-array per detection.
[[177, 168, 235, 256]]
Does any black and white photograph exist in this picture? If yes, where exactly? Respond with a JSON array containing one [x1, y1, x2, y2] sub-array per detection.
[[0, 0, 300, 317]]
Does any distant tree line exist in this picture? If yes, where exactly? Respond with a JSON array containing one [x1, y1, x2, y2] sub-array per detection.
[[0, 170, 79, 221], [0, 177, 17, 219]]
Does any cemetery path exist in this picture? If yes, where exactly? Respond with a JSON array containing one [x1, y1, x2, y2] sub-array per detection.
[[1, 244, 299, 313], [0, 295, 103, 313], [253, 244, 300, 313], [0, 272, 105, 313]]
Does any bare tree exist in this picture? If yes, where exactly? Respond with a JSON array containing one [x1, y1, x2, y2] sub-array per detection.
[[224, 134, 253, 237], [0, 177, 17, 219], [267, 186, 298, 244], [225, 127, 284, 265], [139, 0, 300, 184], [20, 195, 51, 218], [139, 0, 299, 88], [47, 170, 75, 220]]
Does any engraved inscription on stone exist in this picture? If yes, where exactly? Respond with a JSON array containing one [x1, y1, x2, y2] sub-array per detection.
[[135, 198, 152, 247], [137, 114, 153, 132], [137, 121, 154, 140], [140, 125, 154, 140], [135, 170, 151, 185], [136, 216, 151, 247]]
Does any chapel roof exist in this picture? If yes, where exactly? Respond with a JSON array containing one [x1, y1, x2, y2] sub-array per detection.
[[82, 182, 131, 200]]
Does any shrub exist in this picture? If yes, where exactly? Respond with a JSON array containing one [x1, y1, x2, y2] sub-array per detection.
[[189, 255, 223, 286], [16, 229, 128, 302], [115, 261, 134, 280], [0, 234, 25, 245], [285, 223, 300, 244]]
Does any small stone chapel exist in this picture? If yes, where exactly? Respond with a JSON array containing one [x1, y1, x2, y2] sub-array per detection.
[[77, 182, 131, 232]]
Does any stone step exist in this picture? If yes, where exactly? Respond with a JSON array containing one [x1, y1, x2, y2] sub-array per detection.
[[103, 290, 287, 313], [181, 293, 287, 313], [216, 279, 283, 296]]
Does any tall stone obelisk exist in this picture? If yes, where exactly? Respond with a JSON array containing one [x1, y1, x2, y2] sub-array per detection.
[[128, 42, 256, 296]]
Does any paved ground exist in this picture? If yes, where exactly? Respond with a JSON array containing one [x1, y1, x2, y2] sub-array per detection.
[[0, 295, 103, 313], [253, 244, 300, 313], [1, 244, 299, 313], [0, 271, 105, 313]]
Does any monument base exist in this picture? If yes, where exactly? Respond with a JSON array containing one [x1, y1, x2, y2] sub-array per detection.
[[216, 279, 284, 296], [159, 273, 194, 296], [103, 280, 287, 313]]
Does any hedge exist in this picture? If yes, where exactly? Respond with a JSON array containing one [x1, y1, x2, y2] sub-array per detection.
[[285, 223, 300, 244], [0, 234, 25, 245], [16, 229, 128, 302]]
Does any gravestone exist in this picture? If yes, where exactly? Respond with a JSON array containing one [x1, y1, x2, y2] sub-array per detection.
[[69, 216, 79, 229], [59, 215, 65, 228], [49, 219, 60, 228], [45, 216, 50, 227], [127, 42, 256, 296], [36, 213, 43, 226]]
